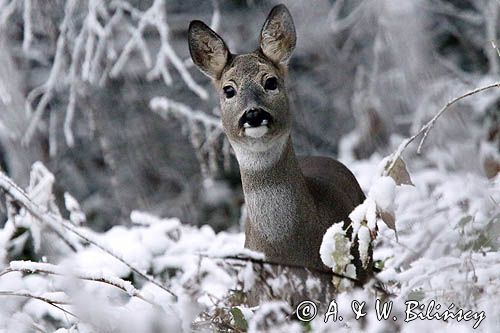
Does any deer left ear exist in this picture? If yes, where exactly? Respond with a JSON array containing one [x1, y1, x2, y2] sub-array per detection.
[[259, 4, 296, 65]]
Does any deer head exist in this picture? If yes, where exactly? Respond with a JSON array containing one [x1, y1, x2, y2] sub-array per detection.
[[188, 5, 296, 166]]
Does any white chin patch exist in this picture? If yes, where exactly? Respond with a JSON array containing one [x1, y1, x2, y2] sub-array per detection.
[[245, 126, 268, 138]]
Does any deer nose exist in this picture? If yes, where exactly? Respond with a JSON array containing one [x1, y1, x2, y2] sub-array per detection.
[[240, 108, 270, 128]]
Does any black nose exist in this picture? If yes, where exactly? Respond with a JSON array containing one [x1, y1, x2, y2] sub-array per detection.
[[240, 108, 271, 128]]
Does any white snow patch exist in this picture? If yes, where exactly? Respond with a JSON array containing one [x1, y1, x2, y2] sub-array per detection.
[[357, 225, 371, 268], [368, 176, 396, 212]]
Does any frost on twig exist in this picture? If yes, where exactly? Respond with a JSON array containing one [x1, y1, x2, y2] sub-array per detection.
[[323, 81, 500, 289], [9, 162, 82, 253], [0, 165, 177, 299], [384, 82, 500, 175], [10, 0, 208, 152], [64, 192, 86, 226], [2, 260, 161, 308], [0, 290, 76, 318]]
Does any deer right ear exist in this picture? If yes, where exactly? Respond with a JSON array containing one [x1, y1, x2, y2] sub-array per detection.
[[188, 21, 229, 80]]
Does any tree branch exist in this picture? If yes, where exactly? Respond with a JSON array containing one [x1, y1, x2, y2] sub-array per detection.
[[1, 261, 162, 308], [0, 170, 177, 300], [0, 290, 77, 318], [385, 82, 500, 175]]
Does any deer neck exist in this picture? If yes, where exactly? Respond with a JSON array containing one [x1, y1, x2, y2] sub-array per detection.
[[236, 136, 317, 243]]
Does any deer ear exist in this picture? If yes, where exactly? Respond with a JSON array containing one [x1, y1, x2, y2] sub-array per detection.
[[188, 20, 229, 80], [260, 4, 296, 65]]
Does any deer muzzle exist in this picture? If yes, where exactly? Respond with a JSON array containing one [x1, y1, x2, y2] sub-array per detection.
[[239, 108, 272, 128]]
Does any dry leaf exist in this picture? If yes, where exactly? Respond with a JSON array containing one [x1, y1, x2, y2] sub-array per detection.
[[386, 157, 414, 186], [378, 209, 398, 242]]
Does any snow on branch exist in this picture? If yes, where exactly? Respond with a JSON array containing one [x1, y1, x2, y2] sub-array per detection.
[[0, 290, 76, 318], [22, 0, 77, 147], [1, 260, 162, 308], [384, 81, 500, 176], [12, 0, 208, 152], [150, 97, 221, 129], [0, 168, 177, 299], [321, 81, 500, 288], [111, 0, 208, 99]]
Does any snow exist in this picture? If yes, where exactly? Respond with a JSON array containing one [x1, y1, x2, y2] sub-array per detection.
[[1, 162, 498, 331], [319, 223, 350, 269], [368, 176, 396, 212], [357, 225, 371, 268], [240, 262, 256, 292], [64, 192, 86, 226]]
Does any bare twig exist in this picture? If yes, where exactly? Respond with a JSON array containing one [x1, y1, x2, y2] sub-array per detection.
[[200, 253, 360, 283], [22, 0, 77, 145], [22, 0, 32, 52], [385, 82, 500, 175]]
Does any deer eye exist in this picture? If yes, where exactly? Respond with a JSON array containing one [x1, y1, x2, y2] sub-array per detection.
[[264, 77, 278, 91], [223, 85, 236, 98]]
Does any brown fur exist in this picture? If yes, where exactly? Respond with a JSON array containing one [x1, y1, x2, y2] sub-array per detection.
[[188, 4, 372, 288]]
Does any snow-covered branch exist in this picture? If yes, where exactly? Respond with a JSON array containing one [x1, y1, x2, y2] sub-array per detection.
[[2, 260, 162, 308], [150, 97, 221, 129], [0, 169, 177, 299], [0, 290, 76, 318], [13, 0, 209, 152], [385, 81, 500, 175]]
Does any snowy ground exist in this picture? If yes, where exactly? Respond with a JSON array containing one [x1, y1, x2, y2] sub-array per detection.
[[0, 148, 498, 332]]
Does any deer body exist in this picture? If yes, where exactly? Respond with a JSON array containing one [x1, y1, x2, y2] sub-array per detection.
[[189, 5, 370, 282]]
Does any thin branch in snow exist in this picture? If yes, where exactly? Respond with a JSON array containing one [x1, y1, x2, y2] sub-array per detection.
[[150, 97, 222, 129], [420, 0, 483, 25], [49, 109, 58, 157], [483, 0, 499, 74], [110, 2, 152, 77], [0, 290, 77, 318], [89, 8, 123, 83], [22, 0, 32, 52], [199, 254, 359, 284], [150, 0, 208, 99], [200, 253, 394, 297], [385, 82, 500, 175], [15, 0, 210, 150], [1, 261, 163, 308], [0, 170, 178, 300], [22, 0, 78, 145], [111, 0, 208, 99]]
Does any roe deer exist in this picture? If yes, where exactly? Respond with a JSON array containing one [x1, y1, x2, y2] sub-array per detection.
[[188, 4, 371, 284]]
